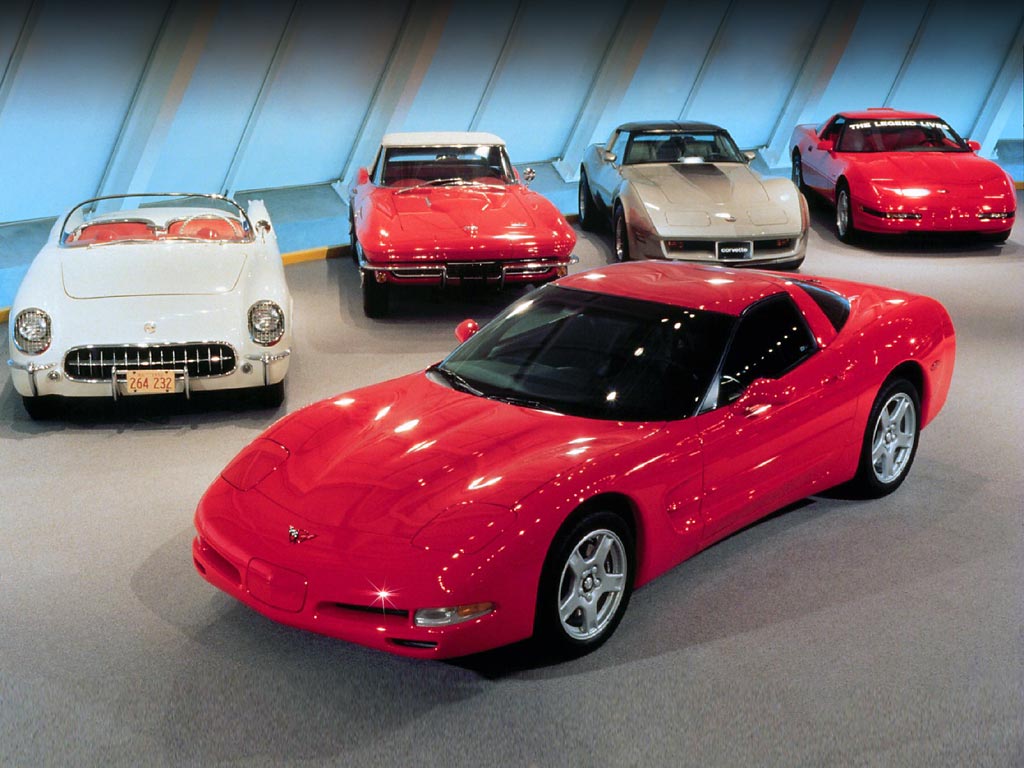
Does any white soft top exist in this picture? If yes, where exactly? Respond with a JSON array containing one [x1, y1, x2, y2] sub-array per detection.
[[380, 131, 506, 147]]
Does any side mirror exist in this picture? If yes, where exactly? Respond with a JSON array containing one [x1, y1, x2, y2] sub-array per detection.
[[356, 167, 370, 185], [455, 319, 479, 343], [602, 150, 617, 164], [522, 167, 536, 185], [815, 139, 835, 152], [743, 150, 757, 162], [966, 139, 981, 152]]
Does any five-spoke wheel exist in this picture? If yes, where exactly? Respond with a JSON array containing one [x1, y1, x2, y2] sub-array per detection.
[[850, 377, 920, 497], [537, 510, 633, 656], [835, 181, 857, 244]]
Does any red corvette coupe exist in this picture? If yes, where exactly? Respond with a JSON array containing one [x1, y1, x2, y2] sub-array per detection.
[[790, 108, 1016, 243], [349, 131, 576, 317], [193, 262, 955, 659]]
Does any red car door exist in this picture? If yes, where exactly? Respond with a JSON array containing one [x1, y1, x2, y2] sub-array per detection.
[[696, 294, 856, 542]]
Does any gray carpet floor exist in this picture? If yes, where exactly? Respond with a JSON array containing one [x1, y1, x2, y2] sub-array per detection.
[[1, 198, 1021, 766]]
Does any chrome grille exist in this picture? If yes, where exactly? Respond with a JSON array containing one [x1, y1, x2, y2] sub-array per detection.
[[64, 343, 237, 382]]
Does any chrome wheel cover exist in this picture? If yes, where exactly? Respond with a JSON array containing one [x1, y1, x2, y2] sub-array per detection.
[[836, 189, 850, 237], [870, 392, 916, 484], [578, 178, 587, 219], [792, 155, 802, 187], [614, 215, 627, 261], [557, 528, 627, 641]]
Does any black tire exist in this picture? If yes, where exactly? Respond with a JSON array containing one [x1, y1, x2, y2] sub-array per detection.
[[362, 271, 389, 318], [791, 150, 808, 194], [22, 396, 59, 420], [848, 377, 921, 498], [255, 380, 285, 409], [349, 213, 359, 264], [612, 205, 630, 262], [984, 229, 1011, 244], [578, 168, 599, 231], [535, 510, 634, 657], [835, 180, 858, 244]]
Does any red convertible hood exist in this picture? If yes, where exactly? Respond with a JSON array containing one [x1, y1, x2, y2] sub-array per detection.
[[854, 152, 1008, 187], [249, 373, 659, 539], [365, 186, 575, 262]]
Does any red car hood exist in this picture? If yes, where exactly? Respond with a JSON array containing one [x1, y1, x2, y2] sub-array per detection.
[[852, 151, 1009, 188], [243, 372, 660, 539], [363, 186, 576, 262]]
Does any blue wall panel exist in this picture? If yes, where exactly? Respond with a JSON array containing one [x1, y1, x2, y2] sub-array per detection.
[[683, 0, 829, 148], [599, 0, 732, 146], [472, 0, 627, 162], [813, 0, 930, 122], [0, 1, 167, 221], [400, 0, 519, 135], [146, 0, 293, 194], [231, 1, 410, 190], [888, 0, 1021, 138], [0, 0, 1021, 226]]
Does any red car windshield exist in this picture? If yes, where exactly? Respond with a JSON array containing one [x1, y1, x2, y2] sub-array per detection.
[[378, 145, 515, 187], [837, 119, 969, 153], [434, 286, 734, 421]]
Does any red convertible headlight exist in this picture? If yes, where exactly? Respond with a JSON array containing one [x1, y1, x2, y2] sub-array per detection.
[[221, 438, 289, 490], [412, 502, 515, 555], [13, 308, 51, 354], [248, 300, 285, 346]]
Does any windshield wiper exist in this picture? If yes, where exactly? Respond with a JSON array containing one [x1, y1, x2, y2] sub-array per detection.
[[427, 364, 484, 396], [485, 392, 549, 410], [394, 178, 503, 194]]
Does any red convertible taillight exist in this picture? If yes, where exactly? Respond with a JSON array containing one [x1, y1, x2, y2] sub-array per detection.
[[221, 438, 289, 491]]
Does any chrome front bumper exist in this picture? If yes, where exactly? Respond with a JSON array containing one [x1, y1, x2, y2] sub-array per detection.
[[359, 254, 577, 287]]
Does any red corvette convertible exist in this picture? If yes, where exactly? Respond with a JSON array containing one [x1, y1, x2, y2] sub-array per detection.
[[193, 262, 955, 659], [790, 108, 1016, 243], [349, 132, 576, 317]]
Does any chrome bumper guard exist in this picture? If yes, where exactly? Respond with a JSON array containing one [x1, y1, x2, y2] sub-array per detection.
[[7, 359, 57, 397], [245, 349, 291, 386]]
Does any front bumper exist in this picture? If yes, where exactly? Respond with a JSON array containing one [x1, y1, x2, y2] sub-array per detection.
[[634, 228, 807, 267], [192, 480, 535, 659], [8, 346, 290, 399], [852, 199, 1015, 235], [359, 253, 576, 287]]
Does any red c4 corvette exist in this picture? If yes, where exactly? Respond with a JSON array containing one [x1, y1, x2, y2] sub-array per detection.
[[193, 262, 955, 659], [790, 108, 1016, 243], [349, 131, 576, 318]]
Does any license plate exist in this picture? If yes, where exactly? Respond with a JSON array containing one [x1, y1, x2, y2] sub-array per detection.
[[125, 369, 177, 395], [716, 241, 753, 260]]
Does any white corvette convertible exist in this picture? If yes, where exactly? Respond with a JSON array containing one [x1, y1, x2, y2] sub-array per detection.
[[8, 193, 292, 418]]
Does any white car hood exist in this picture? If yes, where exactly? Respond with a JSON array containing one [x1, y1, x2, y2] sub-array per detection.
[[61, 245, 247, 299]]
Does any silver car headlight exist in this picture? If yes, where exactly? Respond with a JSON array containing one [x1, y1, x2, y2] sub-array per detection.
[[13, 308, 51, 354], [248, 300, 285, 346]]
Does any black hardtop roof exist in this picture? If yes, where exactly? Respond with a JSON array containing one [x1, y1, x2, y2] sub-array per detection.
[[617, 121, 725, 134]]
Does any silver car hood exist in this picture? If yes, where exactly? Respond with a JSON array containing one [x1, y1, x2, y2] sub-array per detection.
[[623, 163, 796, 233]]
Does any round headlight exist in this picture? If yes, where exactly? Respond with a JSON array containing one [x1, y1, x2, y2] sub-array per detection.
[[248, 300, 285, 346], [14, 308, 51, 354]]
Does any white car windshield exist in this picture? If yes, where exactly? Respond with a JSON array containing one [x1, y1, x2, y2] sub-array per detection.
[[61, 194, 252, 247]]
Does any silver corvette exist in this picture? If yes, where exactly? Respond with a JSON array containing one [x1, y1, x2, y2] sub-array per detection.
[[579, 121, 808, 269]]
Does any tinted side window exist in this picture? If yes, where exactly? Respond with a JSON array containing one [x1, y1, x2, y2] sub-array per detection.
[[795, 282, 850, 332], [822, 116, 846, 140], [718, 296, 816, 403]]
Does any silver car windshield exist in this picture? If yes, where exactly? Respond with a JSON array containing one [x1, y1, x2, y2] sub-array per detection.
[[624, 131, 746, 165]]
